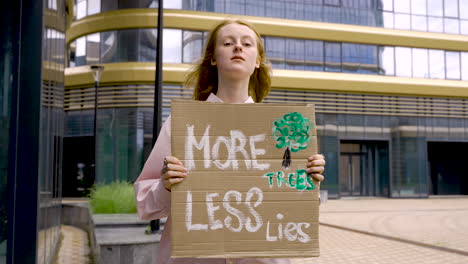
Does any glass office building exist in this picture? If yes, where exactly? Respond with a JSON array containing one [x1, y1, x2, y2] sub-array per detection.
[[65, 0, 468, 198], [1, 0, 65, 263]]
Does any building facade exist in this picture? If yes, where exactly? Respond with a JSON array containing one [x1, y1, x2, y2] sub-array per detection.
[[0, 0, 66, 263], [64, 0, 468, 198]]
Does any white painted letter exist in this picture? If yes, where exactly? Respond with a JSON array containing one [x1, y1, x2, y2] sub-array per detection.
[[266, 221, 277, 241], [249, 134, 270, 170], [206, 192, 223, 230], [185, 125, 211, 170], [223, 190, 244, 232], [212, 136, 233, 169], [185, 191, 208, 231], [230, 130, 251, 170], [245, 187, 263, 232], [297, 223, 312, 243]]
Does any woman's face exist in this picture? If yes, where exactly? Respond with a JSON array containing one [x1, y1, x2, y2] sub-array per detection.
[[212, 23, 260, 79]]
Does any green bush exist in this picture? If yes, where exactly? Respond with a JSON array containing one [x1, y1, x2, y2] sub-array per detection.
[[89, 181, 137, 214]]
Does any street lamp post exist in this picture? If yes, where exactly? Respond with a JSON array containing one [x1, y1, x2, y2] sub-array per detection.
[[90, 65, 104, 185]]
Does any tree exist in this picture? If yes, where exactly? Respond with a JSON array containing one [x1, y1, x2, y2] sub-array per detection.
[[272, 112, 312, 169]]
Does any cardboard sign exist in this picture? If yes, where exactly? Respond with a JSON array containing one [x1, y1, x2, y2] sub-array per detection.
[[171, 100, 319, 259]]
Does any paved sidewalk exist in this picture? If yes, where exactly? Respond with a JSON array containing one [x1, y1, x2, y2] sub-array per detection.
[[55, 197, 468, 264], [293, 197, 468, 264]]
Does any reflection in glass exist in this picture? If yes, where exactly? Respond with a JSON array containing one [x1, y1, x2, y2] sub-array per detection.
[[378, 0, 393, 11], [140, 29, 157, 62], [246, 0, 265, 17], [286, 39, 305, 70], [86, 33, 100, 65], [265, 37, 286, 68], [101, 31, 116, 63], [87, 0, 100, 16], [382, 11, 394, 28], [429, 50, 445, 79], [75, 36, 86, 66], [446, 51, 461, 80], [380, 46, 395, 76], [444, 0, 459, 18], [183, 31, 203, 63], [395, 47, 412, 77], [304, 40, 323, 71], [394, 1, 410, 13], [412, 0, 427, 15], [427, 0, 443, 17], [163, 29, 182, 63], [428, 16, 444, 32], [461, 52, 468, 80], [412, 48, 429, 78], [394, 14, 410, 29], [266, 0, 284, 18], [76, 0, 87, 20], [444, 18, 460, 34], [412, 15, 428, 31], [461, 20, 468, 35], [225, 0, 245, 14], [325, 42, 341, 72], [461, 0, 468, 19]]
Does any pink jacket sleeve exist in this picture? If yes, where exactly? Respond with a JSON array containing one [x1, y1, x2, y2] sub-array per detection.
[[134, 116, 172, 220]]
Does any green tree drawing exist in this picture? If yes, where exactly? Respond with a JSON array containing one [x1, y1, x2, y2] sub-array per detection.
[[272, 112, 312, 169]]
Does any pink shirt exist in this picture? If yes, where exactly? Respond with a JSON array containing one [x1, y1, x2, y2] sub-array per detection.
[[134, 93, 291, 264]]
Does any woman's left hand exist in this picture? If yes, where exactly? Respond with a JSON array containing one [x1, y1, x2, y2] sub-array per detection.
[[306, 154, 325, 182]]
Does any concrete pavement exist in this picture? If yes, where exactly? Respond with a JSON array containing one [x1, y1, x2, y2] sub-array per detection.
[[55, 197, 468, 263]]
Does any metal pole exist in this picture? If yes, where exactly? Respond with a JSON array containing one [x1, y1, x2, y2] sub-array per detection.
[[150, 0, 164, 233], [94, 80, 98, 184]]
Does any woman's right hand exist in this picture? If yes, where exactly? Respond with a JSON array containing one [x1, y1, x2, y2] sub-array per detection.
[[161, 156, 188, 191]]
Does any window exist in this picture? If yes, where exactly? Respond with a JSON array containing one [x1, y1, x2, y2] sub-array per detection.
[[446, 51, 461, 79], [427, 0, 443, 17], [412, 48, 429, 78], [395, 47, 412, 77], [412, 15, 427, 31], [380, 46, 395, 76], [325, 42, 342, 72], [411, 0, 427, 15], [325, 0, 341, 6], [429, 49, 445, 79], [444, 18, 460, 34], [444, 0, 459, 18]]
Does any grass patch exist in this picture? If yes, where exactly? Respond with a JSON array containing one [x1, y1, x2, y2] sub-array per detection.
[[89, 181, 137, 214]]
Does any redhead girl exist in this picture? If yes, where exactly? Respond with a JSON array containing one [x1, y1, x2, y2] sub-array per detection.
[[134, 20, 326, 264]]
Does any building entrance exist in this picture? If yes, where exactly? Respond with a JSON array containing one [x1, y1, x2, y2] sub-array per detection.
[[428, 142, 468, 195], [339, 141, 389, 197], [62, 136, 95, 197]]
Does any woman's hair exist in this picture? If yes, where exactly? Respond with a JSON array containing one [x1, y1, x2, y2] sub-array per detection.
[[186, 20, 271, 103]]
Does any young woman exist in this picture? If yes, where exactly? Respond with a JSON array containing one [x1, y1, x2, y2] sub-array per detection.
[[134, 20, 326, 264]]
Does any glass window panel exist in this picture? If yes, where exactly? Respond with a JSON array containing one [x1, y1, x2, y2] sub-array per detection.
[[76, 0, 87, 19], [444, 0, 459, 17], [163, 29, 182, 63], [444, 18, 460, 34], [429, 49, 445, 79], [446, 51, 461, 79], [394, 1, 410, 13], [214, 0, 225, 12], [394, 14, 411, 29], [412, 15, 428, 31], [182, 31, 203, 63], [48, 0, 58, 9], [383, 11, 394, 28], [304, 40, 324, 71], [139, 29, 156, 62], [86, 33, 100, 65], [380, 46, 395, 76], [325, 42, 341, 72], [462, 52, 468, 80], [75, 36, 86, 66], [286, 0, 304, 20], [378, 0, 393, 11], [359, 0, 372, 9], [266, 0, 284, 18], [225, 0, 245, 15], [304, 2, 323, 21], [325, 0, 341, 6], [246, 0, 265, 16], [428, 16, 443, 32], [461, 0, 468, 19], [411, 0, 427, 15], [427, 0, 443, 16], [165, 0, 182, 9], [101, 0, 118, 12], [286, 39, 305, 70], [324, 5, 343, 23], [461, 20, 468, 35], [87, 0, 100, 15], [265, 37, 286, 69], [412, 48, 429, 78], [101, 31, 117, 63], [117, 29, 139, 62], [395, 47, 412, 77]]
